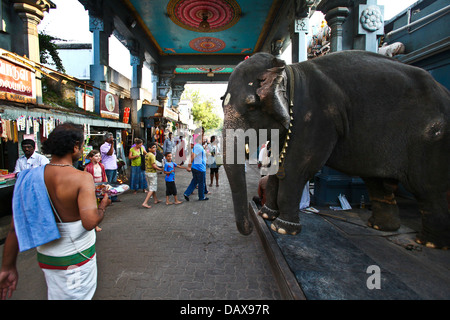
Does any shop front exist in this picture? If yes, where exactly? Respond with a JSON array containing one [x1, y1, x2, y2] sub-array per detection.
[[142, 104, 182, 148], [0, 104, 131, 217]]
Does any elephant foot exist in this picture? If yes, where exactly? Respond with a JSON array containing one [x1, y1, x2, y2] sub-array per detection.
[[415, 210, 450, 250], [367, 215, 401, 231], [367, 200, 401, 231], [415, 234, 449, 250], [270, 217, 302, 235], [259, 204, 279, 220]]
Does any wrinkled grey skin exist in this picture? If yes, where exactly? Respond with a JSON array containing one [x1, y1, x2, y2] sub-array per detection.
[[223, 50, 450, 248]]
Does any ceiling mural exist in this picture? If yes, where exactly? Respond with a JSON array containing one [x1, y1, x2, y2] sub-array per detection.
[[167, 0, 241, 33], [127, 0, 278, 55], [189, 37, 226, 52], [174, 67, 233, 74]]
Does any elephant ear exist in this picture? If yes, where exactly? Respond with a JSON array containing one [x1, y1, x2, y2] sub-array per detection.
[[256, 66, 285, 101], [256, 57, 286, 101], [256, 57, 290, 129]]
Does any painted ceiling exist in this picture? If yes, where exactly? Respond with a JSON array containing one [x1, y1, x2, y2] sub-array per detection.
[[126, 0, 279, 57]]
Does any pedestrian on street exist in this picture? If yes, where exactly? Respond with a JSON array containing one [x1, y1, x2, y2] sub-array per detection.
[[164, 151, 190, 205], [85, 149, 108, 232], [142, 142, 163, 208], [129, 138, 148, 194], [100, 132, 119, 202], [184, 133, 208, 201], [0, 122, 110, 300], [207, 135, 220, 187], [163, 132, 175, 155]]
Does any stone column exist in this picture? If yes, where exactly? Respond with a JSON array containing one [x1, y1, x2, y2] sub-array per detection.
[[89, 15, 111, 113], [325, 7, 350, 52], [130, 53, 143, 130], [317, 0, 351, 52], [13, 1, 56, 104]]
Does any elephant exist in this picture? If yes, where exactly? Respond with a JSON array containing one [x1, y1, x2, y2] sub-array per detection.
[[222, 50, 450, 249]]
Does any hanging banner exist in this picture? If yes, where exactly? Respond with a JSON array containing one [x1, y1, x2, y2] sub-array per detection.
[[123, 107, 130, 124], [0, 57, 36, 104], [100, 90, 119, 120]]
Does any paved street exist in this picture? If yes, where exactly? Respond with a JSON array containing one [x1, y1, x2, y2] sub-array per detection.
[[1, 165, 282, 300], [3, 162, 448, 301]]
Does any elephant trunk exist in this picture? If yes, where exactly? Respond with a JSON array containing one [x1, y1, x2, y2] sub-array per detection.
[[224, 162, 253, 235], [223, 117, 253, 235]]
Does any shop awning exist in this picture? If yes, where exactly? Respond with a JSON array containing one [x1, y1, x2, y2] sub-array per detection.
[[0, 103, 131, 130]]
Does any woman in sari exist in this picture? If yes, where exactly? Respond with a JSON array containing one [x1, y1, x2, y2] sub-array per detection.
[[128, 138, 148, 194]]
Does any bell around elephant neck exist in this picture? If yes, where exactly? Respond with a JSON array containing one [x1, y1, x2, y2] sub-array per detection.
[[277, 64, 295, 180]]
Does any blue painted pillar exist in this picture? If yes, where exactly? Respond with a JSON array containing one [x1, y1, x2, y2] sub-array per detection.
[[89, 15, 111, 114]]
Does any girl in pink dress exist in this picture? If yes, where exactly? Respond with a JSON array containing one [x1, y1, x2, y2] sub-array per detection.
[[84, 150, 107, 231], [85, 150, 107, 183]]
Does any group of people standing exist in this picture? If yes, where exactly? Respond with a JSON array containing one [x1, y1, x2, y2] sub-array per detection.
[[128, 130, 222, 208], [0, 124, 222, 300]]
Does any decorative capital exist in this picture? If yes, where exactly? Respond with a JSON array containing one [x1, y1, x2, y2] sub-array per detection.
[[295, 18, 309, 33], [172, 84, 185, 100], [325, 6, 350, 24], [34, 0, 56, 12], [13, 0, 55, 21], [89, 16, 104, 32], [158, 72, 175, 87], [360, 5, 384, 32], [130, 54, 141, 67], [13, 0, 56, 13]]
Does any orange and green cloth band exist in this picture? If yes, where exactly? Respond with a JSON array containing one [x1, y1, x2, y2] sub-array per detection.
[[37, 244, 95, 270]]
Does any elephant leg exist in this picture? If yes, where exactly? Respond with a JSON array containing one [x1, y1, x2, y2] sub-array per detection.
[[259, 175, 279, 220], [364, 178, 401, 231], [415, 191, 450, 249], [270, 176, 307, 235]]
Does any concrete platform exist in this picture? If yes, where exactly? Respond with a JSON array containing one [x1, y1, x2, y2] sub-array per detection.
[[249, 168, 450, 299]]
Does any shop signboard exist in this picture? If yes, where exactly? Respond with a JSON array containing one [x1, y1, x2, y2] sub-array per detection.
[[163, 107, 178, 122], [100, 90, 119, 120], [0, 57, 36, 104]]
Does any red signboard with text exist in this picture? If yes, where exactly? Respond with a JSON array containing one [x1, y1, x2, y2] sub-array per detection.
[[0, 57, 36, 104], [123, 107, 130, 124]]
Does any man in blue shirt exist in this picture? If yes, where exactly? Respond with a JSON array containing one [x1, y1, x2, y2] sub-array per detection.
[[184, 133, 208, 201], [163, 132, 174, 155]]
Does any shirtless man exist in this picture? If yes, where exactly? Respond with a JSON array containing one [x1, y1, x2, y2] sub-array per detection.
[[0, 123, 110, 300]]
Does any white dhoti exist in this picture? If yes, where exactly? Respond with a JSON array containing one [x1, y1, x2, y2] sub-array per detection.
[[37, 220, 97, 300]]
